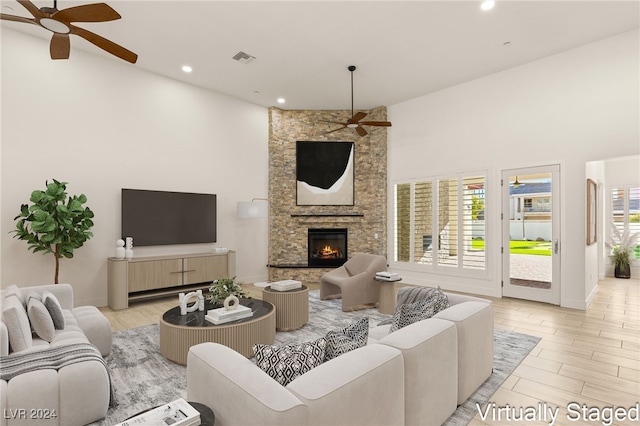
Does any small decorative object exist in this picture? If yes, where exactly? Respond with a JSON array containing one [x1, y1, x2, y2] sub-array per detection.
[[115, 239, 125, 259], [179, 290, 204, 315], [206, 276, 248, 305], [224, 294, 239, 311], [606, 221, 640, 279], [125, 236, 134, 259]]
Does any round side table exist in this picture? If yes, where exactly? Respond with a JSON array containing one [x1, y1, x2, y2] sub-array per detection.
[[262, 285, 309, 331]]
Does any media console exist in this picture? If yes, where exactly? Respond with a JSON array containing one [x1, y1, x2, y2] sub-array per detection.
[[107, 251, 235, 310]]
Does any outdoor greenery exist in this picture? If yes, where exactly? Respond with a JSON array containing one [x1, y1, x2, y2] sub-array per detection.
[[471, 239, 552, 256], [12, 179, 94, 284]]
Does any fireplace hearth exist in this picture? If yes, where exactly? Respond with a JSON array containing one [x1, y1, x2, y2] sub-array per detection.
[[308, 228, 347, 267]]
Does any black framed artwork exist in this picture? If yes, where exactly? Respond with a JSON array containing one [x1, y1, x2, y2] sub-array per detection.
[[296, 141, 354, 206]]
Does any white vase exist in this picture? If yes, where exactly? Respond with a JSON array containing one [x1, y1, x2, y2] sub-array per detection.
[[224, 295, 239, 311]]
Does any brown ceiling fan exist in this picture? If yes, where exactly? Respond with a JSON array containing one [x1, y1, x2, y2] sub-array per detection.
[[324, 65, 392, 137], [0, 0, 137, 63]]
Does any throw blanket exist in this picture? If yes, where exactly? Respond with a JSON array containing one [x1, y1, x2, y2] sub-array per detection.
[[0, 343, 116, 407], [378, 286, 448, 326]]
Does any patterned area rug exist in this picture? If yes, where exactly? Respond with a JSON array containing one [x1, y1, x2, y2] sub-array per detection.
[[95, 291, 540, 425]]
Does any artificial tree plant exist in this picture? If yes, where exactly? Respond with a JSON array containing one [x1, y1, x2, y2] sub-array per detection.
[[12, 179, 94, 284], [607, 221, 640, 279]]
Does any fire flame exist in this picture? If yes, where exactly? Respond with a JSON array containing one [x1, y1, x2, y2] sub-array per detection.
[[321, 245, 339, 257]]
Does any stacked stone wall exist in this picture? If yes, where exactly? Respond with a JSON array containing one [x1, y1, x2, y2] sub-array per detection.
[[268, 107, 388, 282]]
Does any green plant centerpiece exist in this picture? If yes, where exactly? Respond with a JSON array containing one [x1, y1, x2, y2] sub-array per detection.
[[606, 221, 640, 279], [206, 276, 248, 305], [12, 179, 94, 284]]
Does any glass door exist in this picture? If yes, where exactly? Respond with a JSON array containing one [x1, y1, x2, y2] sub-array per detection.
[[502, 165, 560, 304]]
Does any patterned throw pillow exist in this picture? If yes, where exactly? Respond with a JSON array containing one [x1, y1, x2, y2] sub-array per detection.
[[389, 287, 450, 332], [253, 338, 327, 386], [324, 317, 369, 361], [42, 291, 65, 330]]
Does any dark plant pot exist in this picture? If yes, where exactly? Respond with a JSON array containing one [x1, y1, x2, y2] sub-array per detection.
[[615, 263, 631, 279]]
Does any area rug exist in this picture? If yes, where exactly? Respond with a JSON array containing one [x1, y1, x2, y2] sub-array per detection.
[[94, 291, 540, 425]]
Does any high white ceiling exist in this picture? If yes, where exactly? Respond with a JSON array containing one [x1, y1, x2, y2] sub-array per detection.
[[2, 1, 638, 110]]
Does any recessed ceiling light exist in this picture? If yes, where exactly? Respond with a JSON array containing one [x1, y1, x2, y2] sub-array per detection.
[[182, 65, 193, 73], [503, 41, 512, 47], [481, 0, 495, 11], [277, 98, 286, 104]]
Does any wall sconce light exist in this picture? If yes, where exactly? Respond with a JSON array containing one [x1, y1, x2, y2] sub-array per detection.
[[237, 198, 269, 219]]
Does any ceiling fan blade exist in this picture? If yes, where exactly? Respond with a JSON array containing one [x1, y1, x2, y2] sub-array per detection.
[[326, 127, 346, 134], [350, 111, 368, 122], [70, 24, 138, 63], [359, 121, 392, 127], [55, 3, 121, 23], [0, 13, 37, 25], [50, 33, 70, 59], [16, 0, 44, 18], [356, 126, 368, 137]]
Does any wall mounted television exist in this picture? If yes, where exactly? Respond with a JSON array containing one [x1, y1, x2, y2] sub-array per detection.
[[121, 189, 217, 246]]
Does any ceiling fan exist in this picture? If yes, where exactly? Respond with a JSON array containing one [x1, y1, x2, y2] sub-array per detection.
[[324, 65, 392, 137], [0, 0, 137, 63]]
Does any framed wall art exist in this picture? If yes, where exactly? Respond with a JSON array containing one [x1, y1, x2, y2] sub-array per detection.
[[586, 178, 597, 245], [296, 141, 354, 206]]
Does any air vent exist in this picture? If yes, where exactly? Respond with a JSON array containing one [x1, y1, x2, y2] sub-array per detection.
[[232, 51, 256, 64]]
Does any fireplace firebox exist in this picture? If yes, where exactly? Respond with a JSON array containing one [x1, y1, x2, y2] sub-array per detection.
[[308, 228, 347, 267]]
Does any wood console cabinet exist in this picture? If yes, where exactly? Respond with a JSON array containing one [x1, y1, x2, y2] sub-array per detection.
[[107, 251, 235, 310]]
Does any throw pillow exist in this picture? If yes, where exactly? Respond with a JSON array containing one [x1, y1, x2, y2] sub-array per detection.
[[4, 285, 25, 307], [324, 317, 369, 361], [389, 287, 450, 333], [42, 291, 65, 330], [1, 294, 33, 352], [27, 297, 56, 342], [253, 338, 327, 386]]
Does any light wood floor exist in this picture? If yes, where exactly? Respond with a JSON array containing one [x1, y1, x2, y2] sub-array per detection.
[[99, 277, 639, 425]]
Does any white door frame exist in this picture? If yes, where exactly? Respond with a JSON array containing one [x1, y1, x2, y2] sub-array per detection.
[[502, 165, 561, 305]]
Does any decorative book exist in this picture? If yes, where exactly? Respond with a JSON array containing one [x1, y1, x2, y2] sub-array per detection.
[[205, 305, 253, 325], [115, 397, 200, 426], [270, 279, 302, 291]]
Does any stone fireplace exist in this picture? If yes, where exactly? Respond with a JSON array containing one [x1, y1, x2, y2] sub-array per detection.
[[267, 107, 388, 282], [308, 228, 347, 267]]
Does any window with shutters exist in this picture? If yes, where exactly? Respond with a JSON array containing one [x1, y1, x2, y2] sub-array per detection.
[[392, 171, 487, 274], [611, 186, 640, 260]]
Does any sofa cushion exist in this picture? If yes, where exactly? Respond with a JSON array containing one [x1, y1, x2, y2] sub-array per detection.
[[253, 338, 327, 386], [42, 291, 65, 330], [27, 297, 55, 342], [2, 294, 32, 352], [324, 317, 368, 361], [389, 288, 450, 332]]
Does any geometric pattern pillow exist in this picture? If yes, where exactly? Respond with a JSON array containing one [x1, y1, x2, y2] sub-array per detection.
[[42, 291, 65, 330], [27, 297, 56, 342], [253, 337, 327, 386], [324, 317, 369, 361], [389, 287, 450, 333]]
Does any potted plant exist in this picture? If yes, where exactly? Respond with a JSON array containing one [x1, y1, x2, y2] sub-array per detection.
[[206, 276, 248, 305], [606, 221, 640, 279], [12, 179, 94, 284]]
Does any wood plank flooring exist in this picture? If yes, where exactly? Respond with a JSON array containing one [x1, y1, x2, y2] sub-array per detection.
[[99, 277, 639, 425]]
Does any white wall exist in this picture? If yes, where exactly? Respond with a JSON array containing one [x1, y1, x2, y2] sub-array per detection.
[[1, 29, 270, 306], [387, 29, 640, 309]]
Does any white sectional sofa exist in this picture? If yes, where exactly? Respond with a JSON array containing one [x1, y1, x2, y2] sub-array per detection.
[[186, 290, 493, 426], [0, 284, 113, 426]]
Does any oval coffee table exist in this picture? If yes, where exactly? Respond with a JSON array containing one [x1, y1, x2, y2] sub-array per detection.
[[159, 298, 275, 364]]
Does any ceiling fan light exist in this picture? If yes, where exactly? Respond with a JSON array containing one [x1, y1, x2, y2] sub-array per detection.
[[39, 18, 70, 34], [346, 123, 359, 128]]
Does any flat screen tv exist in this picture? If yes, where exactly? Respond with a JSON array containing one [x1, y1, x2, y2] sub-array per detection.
[[121, 189, 216, 246]]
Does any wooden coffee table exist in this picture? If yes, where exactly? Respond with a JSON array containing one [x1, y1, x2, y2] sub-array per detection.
[[159, 298, 275, 364]]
